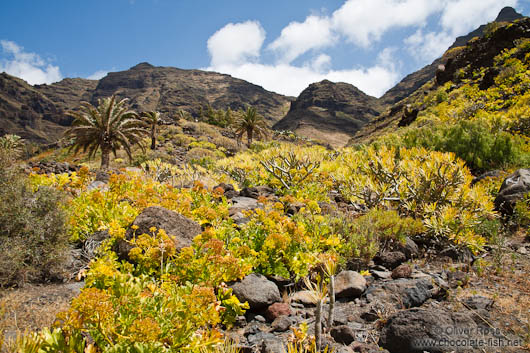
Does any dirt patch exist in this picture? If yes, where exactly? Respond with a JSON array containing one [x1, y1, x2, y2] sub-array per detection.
[[0, 282, 83, 342]]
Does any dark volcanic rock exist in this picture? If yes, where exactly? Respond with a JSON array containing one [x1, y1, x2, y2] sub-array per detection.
[[374, 251, 406, 269], [379, 307, 479, 353]]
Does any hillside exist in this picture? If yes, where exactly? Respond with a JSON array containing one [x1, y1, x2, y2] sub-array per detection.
[[351, 15, 530, 148], [379, 6, 524, 106], [272, 80, 382, 147], [91, 63, 291, 124], [0, 63, 292, 144]]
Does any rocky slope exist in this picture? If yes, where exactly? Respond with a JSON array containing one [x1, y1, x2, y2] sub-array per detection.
[[0, 73, 70, 144], [351, 11, 529, 145], [90, 63, 291, 124], [0, 63, 292, 144], [379, 6, 524, 106], [272, 80, 382, 147]]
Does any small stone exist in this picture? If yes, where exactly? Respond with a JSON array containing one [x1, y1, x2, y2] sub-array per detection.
[[371, 269, 392, 279], [265, 302, 291, 321], [254, 315, 266, 323], [291, 290, 317, 306], [271, 316, 292, 332], [391, 264, 412, 279]]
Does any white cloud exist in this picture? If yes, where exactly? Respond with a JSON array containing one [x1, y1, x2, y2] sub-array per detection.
[[405, 30, 454, 62], [87, 70, 108, 80], [332, 0, 444, 47], [0, 40, 62, 85], [440, 0, 518, 36], [310, 54, 332, 72], [268, 16, 336, 63], [206, 0, 522, 98], [208, 59, 398, 98], [207, 21, 266, 66]]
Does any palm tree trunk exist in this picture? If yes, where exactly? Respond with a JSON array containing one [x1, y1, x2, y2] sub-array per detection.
[[150, 126, 156, 150], [247, 128, 253, 147], [101, 146, 111, 170]]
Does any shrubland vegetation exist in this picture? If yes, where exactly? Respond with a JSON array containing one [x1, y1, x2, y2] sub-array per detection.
[[1, 25, 530, 353]]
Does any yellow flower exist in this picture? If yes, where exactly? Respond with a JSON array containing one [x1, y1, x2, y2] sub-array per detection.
[[149, 226, 157, 233]]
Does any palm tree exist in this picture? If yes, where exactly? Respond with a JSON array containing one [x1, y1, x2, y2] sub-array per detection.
[[234, 107, 268, 146], [141, 111, 162, 150], [65, 95, 147, 169]]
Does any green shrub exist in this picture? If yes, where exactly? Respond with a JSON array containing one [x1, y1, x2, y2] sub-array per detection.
[[403, 119, 524, 172], [334, 209, 425, 265], [0, 151, 71, 286]]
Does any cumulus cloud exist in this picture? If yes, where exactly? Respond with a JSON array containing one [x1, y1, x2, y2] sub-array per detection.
[[332, 0, 444, 47], [206, 0, 522, 97], [207, 43, 398, 98], [405, 30, 454, 62], [0, 40, 62, 85], [268, 16, 336, 63], [440, 0, 518, 36], [207, 21, 266, 66], [87, 70, 109, 80]]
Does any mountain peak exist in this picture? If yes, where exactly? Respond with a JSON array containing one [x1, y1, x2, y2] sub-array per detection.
[[495, 6, 523, 22], [130, 62, 154, 70]]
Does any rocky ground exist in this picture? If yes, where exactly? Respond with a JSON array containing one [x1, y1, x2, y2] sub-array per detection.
[[1, 171, 528, 352]]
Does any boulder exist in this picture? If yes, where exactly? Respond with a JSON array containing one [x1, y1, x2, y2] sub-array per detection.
[[116, 206, 202, 260], [335, 271, 367, 298], [379, 307, 479, 353], [365, 278, 436, 309], [494, 168, 530, 215], [230, 273, 281, 310]]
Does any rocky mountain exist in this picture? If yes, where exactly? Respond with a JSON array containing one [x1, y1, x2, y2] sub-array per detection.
[[0, 63, 292, 144], [380, 6, 524, 106], [90, 63, 291, 124], [272, 7, 524, 147], [272, 80, 382, 147], [0, 73, 71, 144], [351, 14, 530, 144]]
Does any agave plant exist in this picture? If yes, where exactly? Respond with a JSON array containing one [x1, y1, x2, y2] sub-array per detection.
[[65, 95, 147, 169]]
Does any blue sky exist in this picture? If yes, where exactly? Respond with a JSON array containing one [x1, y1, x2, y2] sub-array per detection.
[[1, 0, 529, 97]]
